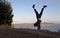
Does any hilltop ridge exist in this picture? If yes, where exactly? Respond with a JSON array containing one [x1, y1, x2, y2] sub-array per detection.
[[0, 28, 60, 38]]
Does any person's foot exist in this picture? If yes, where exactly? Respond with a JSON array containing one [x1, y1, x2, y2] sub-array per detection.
[[32, 4, 35, 9], [43, 5, 47, 8]]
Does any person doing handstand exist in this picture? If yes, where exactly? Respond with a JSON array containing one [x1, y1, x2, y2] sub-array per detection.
[[32, 5, 47, 30]]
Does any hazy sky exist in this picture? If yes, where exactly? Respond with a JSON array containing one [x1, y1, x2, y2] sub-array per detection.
[[8, 0, 60, 24]]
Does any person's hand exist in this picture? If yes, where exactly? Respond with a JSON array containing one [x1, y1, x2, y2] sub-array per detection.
[[32, 4, 35, 9], [43, 5, 47, 8]]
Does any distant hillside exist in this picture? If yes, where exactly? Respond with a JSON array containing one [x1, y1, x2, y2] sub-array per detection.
[[14, 22, 55, 25]]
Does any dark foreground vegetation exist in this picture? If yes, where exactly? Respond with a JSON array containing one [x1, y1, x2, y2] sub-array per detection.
[[0, 27, 60, 38]]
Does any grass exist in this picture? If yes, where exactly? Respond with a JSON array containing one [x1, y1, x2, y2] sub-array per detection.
[[0, 27, 60, 38]]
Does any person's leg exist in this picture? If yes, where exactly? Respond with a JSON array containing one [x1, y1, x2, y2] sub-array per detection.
[[32, 4, 39, 19], [39, 5, 47, 18], [34, 9, 39, 18], [39, 8, 44, 18]]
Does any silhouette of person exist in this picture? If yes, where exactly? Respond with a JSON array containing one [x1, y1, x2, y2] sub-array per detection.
[[32, 4, 47, 30]]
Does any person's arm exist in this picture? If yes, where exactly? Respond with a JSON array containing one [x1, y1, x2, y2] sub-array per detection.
[[39, 5, 47, 18]]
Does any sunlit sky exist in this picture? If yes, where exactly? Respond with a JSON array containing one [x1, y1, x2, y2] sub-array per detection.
[[8, 0, 60, 24]]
